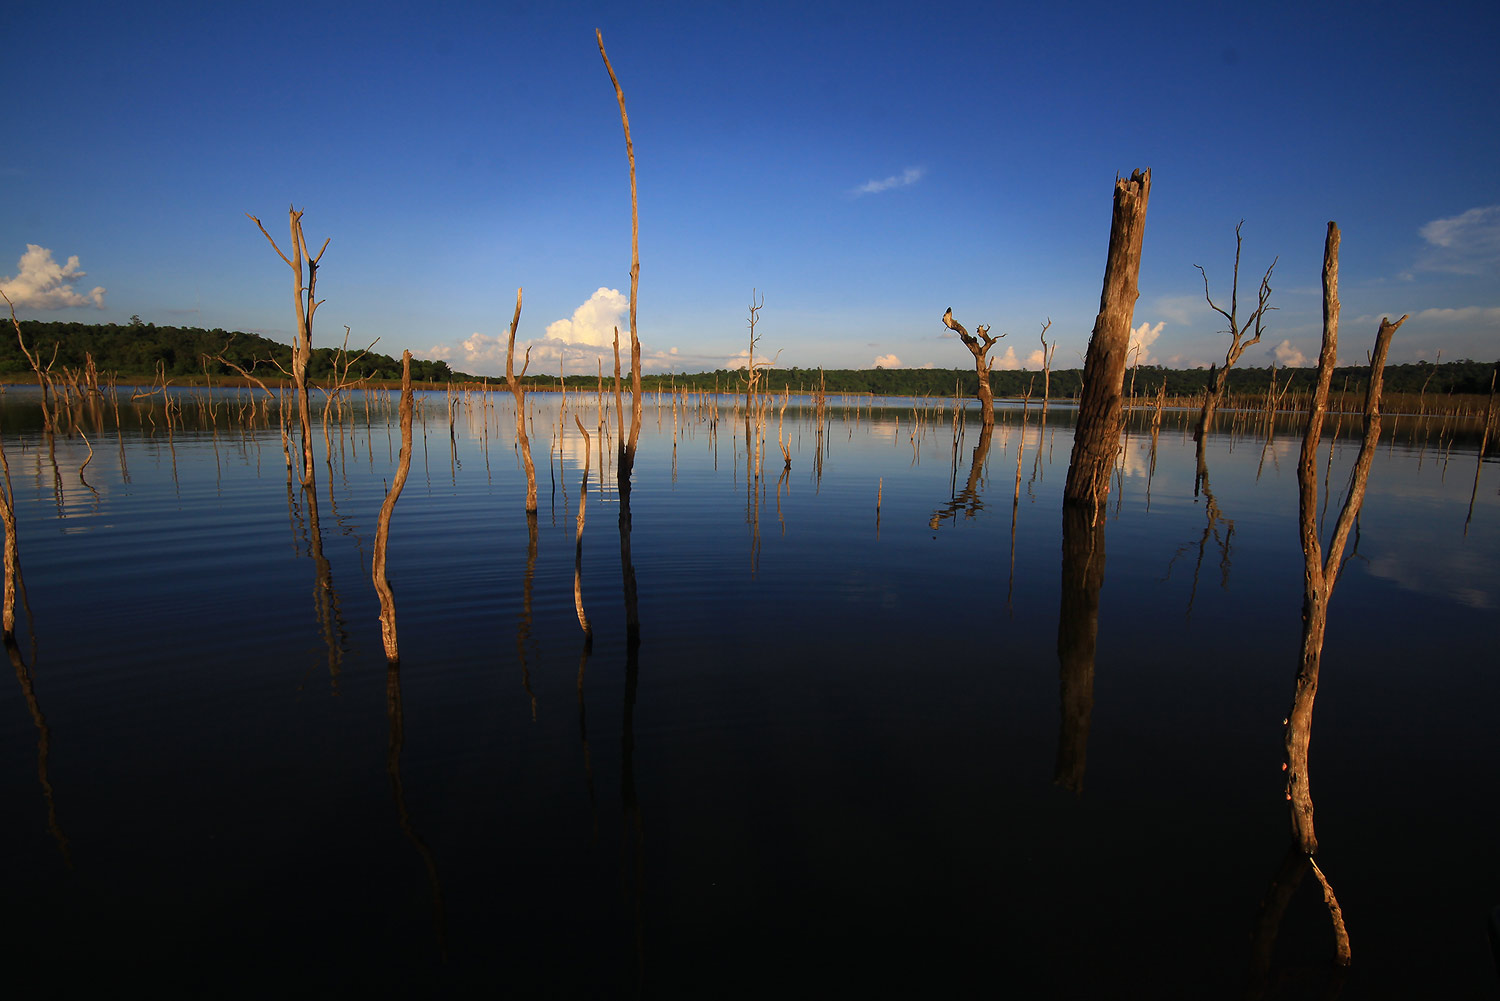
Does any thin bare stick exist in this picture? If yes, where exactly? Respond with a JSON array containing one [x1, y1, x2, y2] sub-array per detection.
[[372, 352, 415, 664]]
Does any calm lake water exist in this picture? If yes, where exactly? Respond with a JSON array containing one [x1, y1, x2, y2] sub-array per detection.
[[2, 385, 1496, 998]]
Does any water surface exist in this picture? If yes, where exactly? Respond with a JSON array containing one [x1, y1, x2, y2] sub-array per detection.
[[3, 386, 1496, 997]]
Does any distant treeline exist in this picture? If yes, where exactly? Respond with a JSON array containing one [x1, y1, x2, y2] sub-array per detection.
[[1, 319, 462, 385], [3, 320, 1495, 400], [639, 360, 1500, 401]]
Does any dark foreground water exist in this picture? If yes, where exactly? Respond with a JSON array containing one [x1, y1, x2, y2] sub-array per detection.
[[2, 386, 1496, 998]]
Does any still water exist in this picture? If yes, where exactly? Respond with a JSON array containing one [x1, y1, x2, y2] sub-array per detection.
[[2, 386, 1496, 997]]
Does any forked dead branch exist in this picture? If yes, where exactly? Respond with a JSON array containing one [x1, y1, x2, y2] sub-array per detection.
[[247, 207, 329, 488], [941, 307, 1005, 428], [1283, 221, 1407, 966], [1194, 222, 1278, 442]]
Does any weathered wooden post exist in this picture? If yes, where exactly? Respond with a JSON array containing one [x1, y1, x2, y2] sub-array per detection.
[[1063, 169, 1151, 510]]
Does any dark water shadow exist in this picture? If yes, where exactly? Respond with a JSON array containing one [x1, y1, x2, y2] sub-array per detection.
[[618, 468, 646, 995], [385, 659, 448, 961], [7, 636, 70, 867], [1055, 503, 1104, 793]]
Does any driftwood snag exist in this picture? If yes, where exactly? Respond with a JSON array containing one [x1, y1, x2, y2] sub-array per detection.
[[247, 207, 328, 488], [598, 28, 643, 490], [1064, 169, 1151, 510], [373, 351, 415, 664], [1194, 222, 1277, 441], [1287, 222, 1407, 856], [941, 308, 1006, 427], [503, 288, 537, 513]]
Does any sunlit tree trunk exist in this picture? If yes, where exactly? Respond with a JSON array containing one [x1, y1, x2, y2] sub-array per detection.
[[1064, 170, 1151, 509]]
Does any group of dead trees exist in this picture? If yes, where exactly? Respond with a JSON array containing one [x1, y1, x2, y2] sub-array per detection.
[[1048, 169, 1406, 976], [236, 29, 645, 666]]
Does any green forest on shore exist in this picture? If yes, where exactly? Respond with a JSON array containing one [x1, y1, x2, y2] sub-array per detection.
[[5, 318, 1496, 404]]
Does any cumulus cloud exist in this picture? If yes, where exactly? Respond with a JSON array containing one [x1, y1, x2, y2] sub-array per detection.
[[1026, 348, 1047, 367], [1, 245, 106, 309], [853, 166, 924, 197], [1127, 320, 1165, 365], [545, 287, 629, 346], [1271, 339, 1309, 367], [872, 353, 901, 368], [1418, 206, 1500, 274], [435, 287, 660, 376], [457, 331, 504, 366], [990, 346, 1022, 370], [725, 349, 778, 371]]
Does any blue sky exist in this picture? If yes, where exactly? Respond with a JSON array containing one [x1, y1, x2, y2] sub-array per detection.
[[4, 1, 1497, 377]]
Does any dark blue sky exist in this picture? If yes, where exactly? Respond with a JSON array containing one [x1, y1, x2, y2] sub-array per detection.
[[4, 1, 1496, 374]]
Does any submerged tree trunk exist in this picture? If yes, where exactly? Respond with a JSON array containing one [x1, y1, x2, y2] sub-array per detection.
[[1284, 223, 1404, 971], [372, 351, 414, 664], [502, 289, 536, 513], [248, 208, 328, 488], [599, 29, 643, 493], [1064, 170, 1151, 509]]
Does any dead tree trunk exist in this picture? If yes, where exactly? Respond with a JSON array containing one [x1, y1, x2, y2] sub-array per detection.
[[0, 427, 16, 640], [502, 288, 536, 513], [4, 294, 55, 433], [248, 207, 328, 487], [1038, 318, 1056, 411], [1287, 221, 1407, 858], [372, 351, 415, 664], [1064, 169, 1151, 509], [1194, 222, 1277, 441], [941, 308, 1004, 427], [598, 29, 643, 491]]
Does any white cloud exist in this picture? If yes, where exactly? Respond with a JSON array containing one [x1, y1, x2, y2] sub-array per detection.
[[853, 166, 924, 197], [1026, 348, 1047, 367], [1, 244, 106, 309], [991, 346, 1022, 370], [724, 349, 777, 371], [426, 343, 453, 361], [1418, 206, 1500, 274], [1127, 320, 1165, 365], [459, 331, 507, 366], [872, 353, 901, 368], [1272, 339, 1309, 367], [545, 287, 629, 346]]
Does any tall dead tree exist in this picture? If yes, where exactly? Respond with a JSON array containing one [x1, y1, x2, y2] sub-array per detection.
[[248, 207, 328, 487], [1038, 318, 1056, 409], [502, 288, 537, 513], [0, 426, 17, 641], [1194, 222, 1277, 442], [4, 292, 54, 433], [1286, 222, 1407, 860], [598, 29, 643, 489], [941, 307, 1004, 428], [1064, 169, 1151, 509]]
